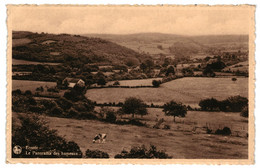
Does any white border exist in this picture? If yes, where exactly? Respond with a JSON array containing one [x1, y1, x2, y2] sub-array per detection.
[[0, 0, 259, 168]]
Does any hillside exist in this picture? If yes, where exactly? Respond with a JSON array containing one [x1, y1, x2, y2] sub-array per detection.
[[12, 31, 151, 65], [84, 33, 249, 58]]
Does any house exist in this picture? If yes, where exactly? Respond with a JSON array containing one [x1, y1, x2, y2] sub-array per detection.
[[62, 78, 85, 88]]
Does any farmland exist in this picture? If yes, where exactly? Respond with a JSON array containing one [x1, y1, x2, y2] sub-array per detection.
[[12, 80, 56, 93], [106, 78, 163, 86], [13, 109, 248, 159], [86, 77, 248, 107], [12, 59, 60, 65]]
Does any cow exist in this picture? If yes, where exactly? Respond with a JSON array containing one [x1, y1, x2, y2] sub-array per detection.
[[93, 133, 107, 143]]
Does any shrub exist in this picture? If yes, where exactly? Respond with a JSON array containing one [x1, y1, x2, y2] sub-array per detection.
[[152, 80, 161, 87], [163, 124, 171, 130], [114, 145, 172, 159], [40, 100, 57, 110], [12, 114, 82, 158], [227, 96, 248, 112], [28, 105, 45, 114], [12, 89, 22, 95], [240, 106, 248, 118], [24, 90, 32, 96], [113, 81, 120, 86], [50, 106, 64, 116], [215, 127, 231, 136], [85, 149, 109, 158], [199, 98, 220, 111], [105, 111, 117, 123]]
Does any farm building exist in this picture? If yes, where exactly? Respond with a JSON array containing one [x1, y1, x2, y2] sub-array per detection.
[[62, 78, 85, 88]]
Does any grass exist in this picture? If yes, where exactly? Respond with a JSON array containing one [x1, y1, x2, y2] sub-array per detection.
[[13, 109, 248, 159], [12, 38, 32, 47], [106, 78, 163, 87], [12, 59, 60, 65], [12, 80, 57, 93], [86, 77, 248, 107], [223, 61, 249, 73]]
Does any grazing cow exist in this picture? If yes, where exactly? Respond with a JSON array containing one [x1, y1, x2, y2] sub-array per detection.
[[93, 133, 107, 143]]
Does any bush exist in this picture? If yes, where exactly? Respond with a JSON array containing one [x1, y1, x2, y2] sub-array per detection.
[[12, 114, 82, 158], [24, 90, 32, 96], [199, 98, 219, 111], [152, 80, 161, 87], [50, 106, 64, 116], [113, 81, 120, 86], [99, 107, 117, 123], [28, 105, 45, 114], [114, 145, 172, 159], [240, 106, 248, 118], [215, 127, 231, 136], [85, 149, 109, 158], [105, 111, 117, 123], [12, 89, 22, 95], [163, 124, 171, 130], [199, 96, 248, 112]]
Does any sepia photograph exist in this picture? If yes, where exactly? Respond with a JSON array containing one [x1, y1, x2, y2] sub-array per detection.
[[6, 5, 255, 164]]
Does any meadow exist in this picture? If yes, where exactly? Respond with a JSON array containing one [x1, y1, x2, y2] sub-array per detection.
[[12, 80, 56, 93], [223, 61, 249, 73], [86, 77, 248, 107], [106, 78, 163, 87], [12, 59, 60, 65], [13, 108, 248, 159]]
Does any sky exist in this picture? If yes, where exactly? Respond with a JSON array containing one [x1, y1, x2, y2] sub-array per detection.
[[10, 6, 253, 35]]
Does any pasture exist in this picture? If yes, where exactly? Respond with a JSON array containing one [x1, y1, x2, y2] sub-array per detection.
[[86, 77, 248, 107], [13, 109, 248, 159], [12, 80, 56, 93], [12, 59, 60, 65], [106, 78, 163, 87], [223, 61, 249, 73], [12, 38, 32, 47]]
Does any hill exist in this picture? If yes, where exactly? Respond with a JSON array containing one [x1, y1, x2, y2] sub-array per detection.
[[12, 31, 151, 65], [84, 33, 248, 58]]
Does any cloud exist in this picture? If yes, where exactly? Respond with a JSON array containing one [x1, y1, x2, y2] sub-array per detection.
[[10, 6, 251, 35]]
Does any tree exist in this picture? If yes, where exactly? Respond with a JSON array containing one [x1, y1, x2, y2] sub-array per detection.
[[12, 114, 82, 158], [97, 77, 106, 86], [199, 98, 220, 111], [126, 58, 140, 67], [227, 96, 248, 112], [152, 80, 161, 87], [166, 66, 175, 76], [113, 81, 120, 86], [240, 106, 248, 118], [63, 79, 69, 88], [203, 67, 215, 77], [145, 59, 154, 71], [163, 100, 187, 122], [140, 63, 147, 72], [121, 97, 148, 118]]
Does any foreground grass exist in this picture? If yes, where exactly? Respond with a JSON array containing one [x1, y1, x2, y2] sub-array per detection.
[[13, 109, 248, 159]]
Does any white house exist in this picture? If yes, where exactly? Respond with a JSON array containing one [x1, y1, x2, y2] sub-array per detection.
[[62, 78, 85, 88]]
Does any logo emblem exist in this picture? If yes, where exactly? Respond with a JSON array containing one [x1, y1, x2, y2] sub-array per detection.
[[13, 145, 22, 155]]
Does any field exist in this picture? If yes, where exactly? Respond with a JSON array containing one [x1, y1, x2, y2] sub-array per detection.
[[13, 109, 248, 159], [12, 38, 32, 47], [12, 59, 60, 65], [12, 80, 56, 93], [86, 77, 248, 107], [106, 78, 163, 86], [223, 61, 249, 73]]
